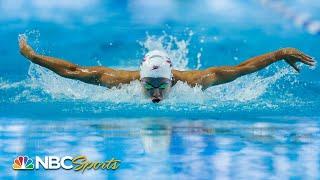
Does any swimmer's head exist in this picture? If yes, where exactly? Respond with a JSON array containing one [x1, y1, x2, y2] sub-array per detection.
[[140, 50, 173, 103]]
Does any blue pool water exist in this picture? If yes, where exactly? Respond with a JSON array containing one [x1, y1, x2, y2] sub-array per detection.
[[1, 0, 320, 179]]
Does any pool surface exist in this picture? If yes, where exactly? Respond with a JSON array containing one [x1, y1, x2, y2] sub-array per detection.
[[1, 0, 320, 179]]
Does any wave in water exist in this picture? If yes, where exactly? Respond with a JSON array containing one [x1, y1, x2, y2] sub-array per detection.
[[0, 32, 312, 113]]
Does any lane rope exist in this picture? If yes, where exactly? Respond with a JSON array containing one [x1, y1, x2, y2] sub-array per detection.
[[260, 0, 320, 35]]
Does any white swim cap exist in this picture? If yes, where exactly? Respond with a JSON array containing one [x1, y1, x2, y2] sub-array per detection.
[[140, 50, 173, 80]]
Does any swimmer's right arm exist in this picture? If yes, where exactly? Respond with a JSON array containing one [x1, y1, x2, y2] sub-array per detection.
[[19, 37, 139, 88]]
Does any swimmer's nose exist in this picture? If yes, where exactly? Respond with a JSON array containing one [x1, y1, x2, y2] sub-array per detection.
[[152, 98, 161, 103], [153, 89, 161, 97]]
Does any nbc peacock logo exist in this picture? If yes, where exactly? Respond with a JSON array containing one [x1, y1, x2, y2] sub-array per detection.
[[12, 156, 34, 170]]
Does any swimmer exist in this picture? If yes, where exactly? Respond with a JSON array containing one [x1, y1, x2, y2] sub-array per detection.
[[19, 36, 316, 103]]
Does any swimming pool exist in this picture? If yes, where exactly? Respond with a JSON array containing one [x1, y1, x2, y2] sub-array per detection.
[[1, 0, 320, 179]]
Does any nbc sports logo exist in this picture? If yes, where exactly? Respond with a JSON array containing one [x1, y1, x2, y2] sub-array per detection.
[[12, 156, 34, 170], [12, 155, 121, 172]]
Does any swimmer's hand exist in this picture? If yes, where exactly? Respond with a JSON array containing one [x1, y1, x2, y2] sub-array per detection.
[[281, 48, 316, 72], [18, 34, 139, 88], [19, 35, 36, 59], [173, 47, 316, 89]]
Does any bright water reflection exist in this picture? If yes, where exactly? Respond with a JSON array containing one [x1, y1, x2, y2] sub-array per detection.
[[1, 117, 319, 179]]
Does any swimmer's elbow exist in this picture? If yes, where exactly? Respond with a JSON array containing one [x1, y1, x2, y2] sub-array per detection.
[[208, 66, 242, 86], [58, 67, 85, 79], [214, 66, 240, 78], [57, 69, 78, 78]]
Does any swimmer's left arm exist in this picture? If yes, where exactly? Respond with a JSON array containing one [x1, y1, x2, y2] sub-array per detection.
[[173, 48, 315, 89]]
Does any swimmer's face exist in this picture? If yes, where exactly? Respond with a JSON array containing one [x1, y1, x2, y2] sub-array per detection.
[[141, 77, 172, 103]]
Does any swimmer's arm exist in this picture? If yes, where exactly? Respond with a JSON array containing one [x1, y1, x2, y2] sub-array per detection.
[[173, 48, 315, 89], [19, 37, 139, 88]]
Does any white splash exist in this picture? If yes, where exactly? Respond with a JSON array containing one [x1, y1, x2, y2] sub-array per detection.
[[139, 32, 192, 70]]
